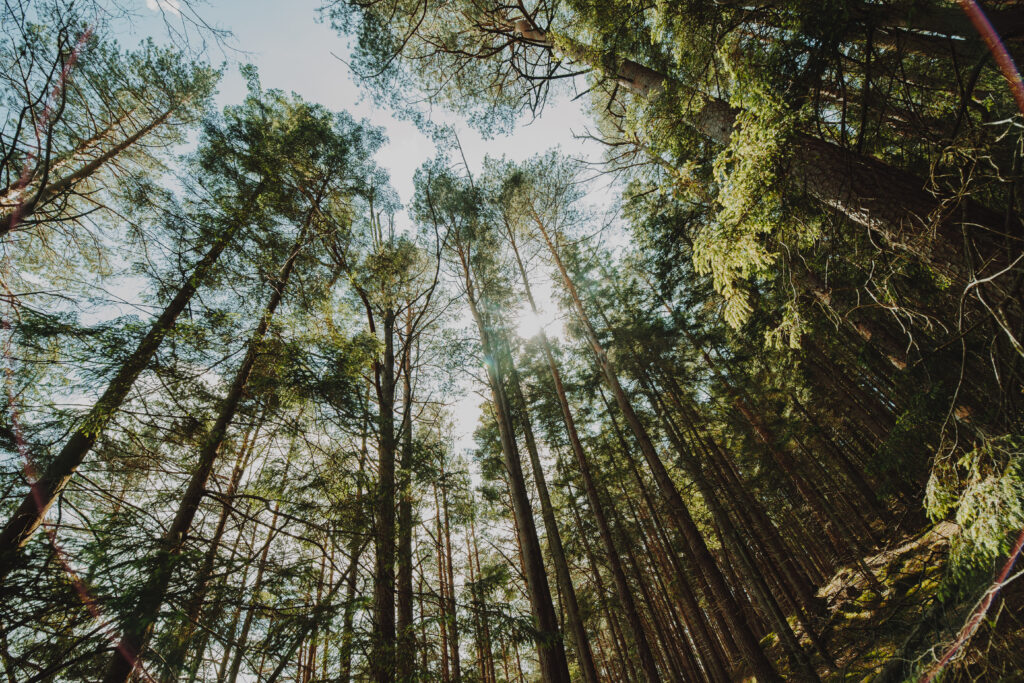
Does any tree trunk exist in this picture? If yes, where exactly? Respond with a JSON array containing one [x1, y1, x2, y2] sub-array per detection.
[[371, 307, 398, 683], [0, 200, 257, 578], [454, 240, 571, 683], [502, 340, 601, 683], [160, 418, 262, 681], [508, 226, 657, 682], [518, 22, 1013, 289], [534, 218, 782, 682], [396, 317, 416, 682], [441, 471, 463, 683], [225, 497, 286, 683], [100, 220, 306, 683], [0, 107, 175, 236]]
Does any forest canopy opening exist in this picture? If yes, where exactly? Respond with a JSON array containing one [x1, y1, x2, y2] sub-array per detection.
[[1, 1, 1023, 682]]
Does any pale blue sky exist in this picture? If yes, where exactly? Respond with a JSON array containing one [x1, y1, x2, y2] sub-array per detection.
[[121, 0, 615, 451], [126, 0, 605, 229]]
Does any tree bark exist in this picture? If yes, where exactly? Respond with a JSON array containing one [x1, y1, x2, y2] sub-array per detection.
[[0, 200, 257, 579], [396, 317, 416, 682], [100, 219, 306, 683], [517, 21, 1013, 289]]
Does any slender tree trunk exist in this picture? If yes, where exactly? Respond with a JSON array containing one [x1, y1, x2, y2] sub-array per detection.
[[435, 483, 452, 683], [264, 548, 364, 683], [565, 489, 641, 683], [501, 339, 601, 683], [645, 379, 822, 679], [533, 219, 782, 682], [441, 472, 463, 683], [0, 198, 259, 578], [160, 417, 262, 681], [396, 318, 416, 682], [225, 497, 286, 683], [470, 505, 496, 683], [508, 227, 657, 682], [600, 390, 734, 680], [100, 219, 306, 683], [184, 502, 252, 683], [0, 107, 176, 236], [454, 241, 571, 683]]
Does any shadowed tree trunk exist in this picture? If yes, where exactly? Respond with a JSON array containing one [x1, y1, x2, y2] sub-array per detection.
[[100, 218, 308, 683], [0, 191, 262, 579]]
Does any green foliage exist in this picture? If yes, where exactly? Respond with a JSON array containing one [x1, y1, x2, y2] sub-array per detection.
[[929, 436, 1024, 588]]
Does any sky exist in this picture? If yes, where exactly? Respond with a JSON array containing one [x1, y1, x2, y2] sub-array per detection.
[[119, 0, 617, 453]]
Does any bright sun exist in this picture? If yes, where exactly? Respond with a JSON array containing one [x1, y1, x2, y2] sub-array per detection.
[[517, 308, 547, 339]]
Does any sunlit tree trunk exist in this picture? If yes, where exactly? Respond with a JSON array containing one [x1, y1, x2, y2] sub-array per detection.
[[533, 217, 782, 682], [501, 337, 601, 683], [506, 234, 661, 682], [453, 238, 571, 683]]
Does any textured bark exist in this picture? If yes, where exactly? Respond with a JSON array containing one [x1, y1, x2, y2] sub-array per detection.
[[516, 21, 1011, 286]]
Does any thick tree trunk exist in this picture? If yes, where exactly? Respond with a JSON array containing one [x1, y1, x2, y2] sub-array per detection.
[[371, 308, 398, 683], [517, 22, 1012, 288]]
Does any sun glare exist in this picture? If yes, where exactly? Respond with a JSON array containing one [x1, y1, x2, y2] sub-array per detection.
[[517, 308, 547, 339]]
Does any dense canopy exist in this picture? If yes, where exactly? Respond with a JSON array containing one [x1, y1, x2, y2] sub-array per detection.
[[1, 0, 1023, 681]]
